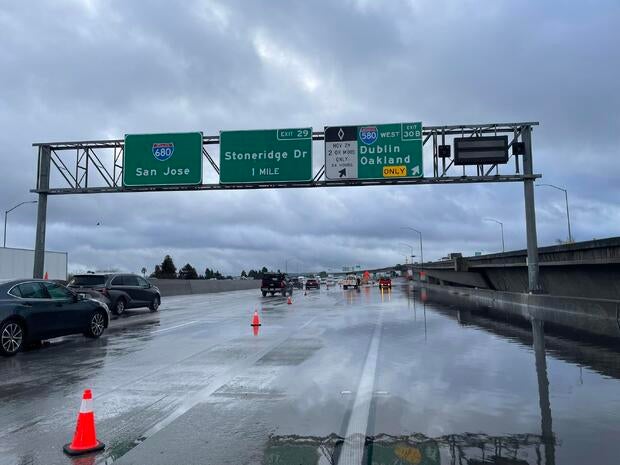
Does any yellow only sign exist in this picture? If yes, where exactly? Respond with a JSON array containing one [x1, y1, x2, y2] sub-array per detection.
[[383, 165, 407, 177]]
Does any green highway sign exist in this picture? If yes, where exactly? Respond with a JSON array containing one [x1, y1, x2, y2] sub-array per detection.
[[123, 132, 202, 187], [219, 128, 312, 184], [324, 122, 423, 180]]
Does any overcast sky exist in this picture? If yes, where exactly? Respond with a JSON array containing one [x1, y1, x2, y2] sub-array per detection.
[[1, 0, 619, 275]]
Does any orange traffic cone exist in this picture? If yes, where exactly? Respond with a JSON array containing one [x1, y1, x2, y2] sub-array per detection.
[[252, 325, 260, 337], [43, 271, 48, 280], [63, 389, 105, 456], [287, 296, 292, 305], [251, 310, 261, 327]]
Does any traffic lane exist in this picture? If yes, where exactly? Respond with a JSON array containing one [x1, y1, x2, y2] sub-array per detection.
[[0, 289, 334, 465], [111, 284, 610, 465], [371, 287, 620, 465], [115, 286, 390, 465]]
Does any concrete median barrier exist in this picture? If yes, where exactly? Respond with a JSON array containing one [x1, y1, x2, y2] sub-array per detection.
[[148, 279, 261, 297]]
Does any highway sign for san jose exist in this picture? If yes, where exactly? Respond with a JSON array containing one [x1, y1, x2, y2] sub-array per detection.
[[325, 123, 423, 180], [123, 132, 203, 187]]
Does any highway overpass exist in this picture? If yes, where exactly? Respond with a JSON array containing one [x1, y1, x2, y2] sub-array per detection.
[[410, 236, 620, 300]]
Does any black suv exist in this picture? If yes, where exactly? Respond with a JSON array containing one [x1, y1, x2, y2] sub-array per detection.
[[261, 273, 293, 297], [68, 273, 161, 315]]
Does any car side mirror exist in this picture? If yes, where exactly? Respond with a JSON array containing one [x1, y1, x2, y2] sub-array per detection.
[[74, 293, 84, 302]]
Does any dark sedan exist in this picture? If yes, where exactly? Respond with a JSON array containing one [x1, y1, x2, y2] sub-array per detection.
[[68, 273, 161, 315], [0, 279, 110, 357]]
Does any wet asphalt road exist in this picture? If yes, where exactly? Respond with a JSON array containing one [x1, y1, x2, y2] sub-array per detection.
[[1, 282, 620, 465]]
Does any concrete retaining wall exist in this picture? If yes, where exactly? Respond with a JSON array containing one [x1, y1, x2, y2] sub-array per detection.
[[417, 237, 620, 300], [417, 283, 620, 339], [149, 279, 261, 297]]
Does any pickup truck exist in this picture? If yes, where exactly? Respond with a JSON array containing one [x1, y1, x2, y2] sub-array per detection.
[[342, 275, 359, 290], [261, 273, 293, 297]]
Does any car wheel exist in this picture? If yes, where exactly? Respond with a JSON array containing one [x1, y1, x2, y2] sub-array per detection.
[[1, 320, 25, 356], [262, 291, 267, 297], [85, 311, 106, 339], [149, 296, 160, 312], [114, 298, 126, 316]]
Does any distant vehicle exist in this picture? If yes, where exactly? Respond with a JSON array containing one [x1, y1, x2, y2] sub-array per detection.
[[0, 279, 110, 356], [67, 273, 161, 315], [261, 273, 293, 297], [320, 278, 327, 285], [379, 276, 392, 289], [342, 275, 359, 290], [305, 278, 320, 290], [290, 277, 303, 289]]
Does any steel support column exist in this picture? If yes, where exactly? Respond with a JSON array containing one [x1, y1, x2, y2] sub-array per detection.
[[33, 146, 51, 278], [522, 126, 542, 292], [531, 318, 555, 465]]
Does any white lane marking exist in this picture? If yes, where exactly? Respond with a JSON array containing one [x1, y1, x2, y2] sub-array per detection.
[[151, 320, 199, 333], [139, 315, 319, 440], [337, 314, 383, 465]]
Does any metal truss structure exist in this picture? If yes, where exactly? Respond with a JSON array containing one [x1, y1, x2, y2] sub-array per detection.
[[265, 431, 554, 465], [30, 122, 543, 290], [32, 122, 540, 195]]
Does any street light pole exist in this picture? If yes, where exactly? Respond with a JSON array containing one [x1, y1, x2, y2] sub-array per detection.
[[401, 227, 423, 267], [3, 201, 38, 248], [399, 242, 415, 264], [401, 227, 424, 284], [536, 183, 573, 243], [484, 218, 505, 253]]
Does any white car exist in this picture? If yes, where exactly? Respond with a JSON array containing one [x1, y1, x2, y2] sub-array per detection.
[[342, 275, 359, 290]]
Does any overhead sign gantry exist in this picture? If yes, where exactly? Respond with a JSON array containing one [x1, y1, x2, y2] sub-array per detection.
[[30, 121, 542, 293]]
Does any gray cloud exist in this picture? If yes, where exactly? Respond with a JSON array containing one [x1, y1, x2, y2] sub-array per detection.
[[0, 0, 618, 275]]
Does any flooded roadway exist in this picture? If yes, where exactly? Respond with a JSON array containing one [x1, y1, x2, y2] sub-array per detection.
[[1, 282, 620, 464]]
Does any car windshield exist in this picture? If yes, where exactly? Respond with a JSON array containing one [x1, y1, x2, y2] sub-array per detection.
[[68, 275, 106, 286]]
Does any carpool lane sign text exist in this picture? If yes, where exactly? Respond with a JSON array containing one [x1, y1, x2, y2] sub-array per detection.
[[219, 128, 312, 184], [325, 122, 423, 180], [123, 132, 202, 187]]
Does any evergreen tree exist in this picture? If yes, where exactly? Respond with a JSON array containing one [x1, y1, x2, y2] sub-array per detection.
[[151, 264, 162, 278], [180, 263, 198, 279], [160, 255, 177, 278]]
